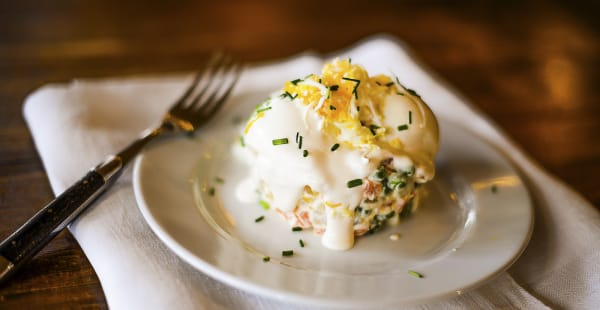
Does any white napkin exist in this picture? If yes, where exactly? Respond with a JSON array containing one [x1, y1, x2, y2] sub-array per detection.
[[23, 35, 600, 309]]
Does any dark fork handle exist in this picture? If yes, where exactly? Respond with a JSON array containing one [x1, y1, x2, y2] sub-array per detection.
[[0, 157, 123, 285]]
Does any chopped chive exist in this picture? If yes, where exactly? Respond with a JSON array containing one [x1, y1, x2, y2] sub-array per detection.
[[330, 143, 340, 151], [292, 226, 303, 232], [409, 111, 412, 124], [408, 270, 424, 278], [272, 138, 289, 145], [342, 77, 361, 99], [299, 239, 305, 247], [348, 58, 352, 63], [291, 78, 302, 85], [376, 81, 382, 86], [299, 136, 303, 149], [347, 179, 364, 188], [329, 85, 339, 91], [318, 78, 322, 84], [329, 105, 336, 110], [406, 88, 420, 98], [397, 124, 409, 131], [256, 106, 272, 113], [215, 177, 224, 184], [356, 106, 360, 111], [295, 131, 299, 143], [397, 92, 405, 96], [385, 82, 394, 87], [208, 187, 215, 196], [491, 184, 498, 193], [303, 150, 309, 157], [280, 91, 298, 100], [240, 136, 245, 147], [259, 200, 270, 210], [282, 250, 294, 257], [263, 256, 270, 262], [369, 124, 380, 136], [255, 215, 265, 223]]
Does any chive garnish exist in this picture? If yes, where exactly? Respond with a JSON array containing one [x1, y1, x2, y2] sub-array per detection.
[[259, 200, 270, 210], [348, 58, 352, 63], [409, 111, 412, 124], [329, 85, 339, 91], [282, 250, 294, 257], [295, 131, 299, 143], [256, 106, 272, 113], [263, 256, 270, 262], [347, 179, 363, 188], [272, 138, 289, 145], [397, 124, 409, 131], [330, 143, 340, 152], [385, 82, 394, 87], [406, 88, 420, 98], [292, 226, 302, 232], [408, 270, 424, 278], [303, 150, 309, 157], [397, 92, 404, 96], [298, 136, 303, 149], [369, 124, 380, 136], [208, 187, 215, 196], [342, 77, 361, 99], [280, 91, 298, 100], [291, 78, 302, 85], [329, 105, 336, 110], [240, 136, 245, 147], [255, 215, 265, 223], [375, 81, 382, 86], [299, 239, 305, 247]]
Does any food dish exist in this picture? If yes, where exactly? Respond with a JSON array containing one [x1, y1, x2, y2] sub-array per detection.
[[239, 59, 440, 250], [133, 111, 533, 307]]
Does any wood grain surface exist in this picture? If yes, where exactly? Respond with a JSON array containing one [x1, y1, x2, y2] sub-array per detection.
[[1, 0, 598, 308]]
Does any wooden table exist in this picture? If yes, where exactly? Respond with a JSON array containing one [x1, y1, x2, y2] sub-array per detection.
[[1, 1, 598, 308]]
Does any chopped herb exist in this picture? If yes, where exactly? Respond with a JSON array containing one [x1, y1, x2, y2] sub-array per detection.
[[215, 177, 224, 184], [298, 135, 303, 149], [369, 124, 380, 136], [303, 150, 309, 157], [396, 92, 405, 96], [259, 200, 270, 210], [385, 82, 394, 87], [385, 211, 396, 219], [290, 78, 302, 85], [263, 256, 270, 262], [208, 187, 215, 196], [356, 106, 360, 111], [408, 270, 424, 278], [240, 136, 245, 147], [375, 81, 382, 86], [330, 143, 340, 151], [348, 58, 352, 63], [299, 239, 305, 247], [282, 250, 294, 257], [292, 226, 303, 232], [342, 77, 361, 99], [329, 85, 339, 91], [397, 124, 409, 131], [256, 106, 272, 113], [347, 179, 364, 188], [318, 78, 322, 84], [409, 111, 412, 124], [295, 131, 299, 143], [329, 105, 336, 110], [491, 184, 498, 193], [255, 215, 265, 223], [406, 88, 420, 98], [280, 91, 298, 100], [272, 138, 289, 145]]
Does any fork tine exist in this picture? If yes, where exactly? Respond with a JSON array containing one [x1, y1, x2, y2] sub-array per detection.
[[171, 51, 225, 110], [196, 58, 242, 119]]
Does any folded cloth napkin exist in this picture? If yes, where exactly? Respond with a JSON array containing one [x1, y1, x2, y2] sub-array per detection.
[[23, 35, 599, 309]]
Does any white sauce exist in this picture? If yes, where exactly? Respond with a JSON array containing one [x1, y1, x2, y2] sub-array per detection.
[[242, 91, 439, 250]]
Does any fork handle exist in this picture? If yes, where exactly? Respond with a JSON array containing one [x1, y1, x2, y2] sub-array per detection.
[[0, 157, 123, 284]]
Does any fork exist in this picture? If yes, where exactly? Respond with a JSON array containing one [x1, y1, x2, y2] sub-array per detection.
[[0, 52, 241, 284]]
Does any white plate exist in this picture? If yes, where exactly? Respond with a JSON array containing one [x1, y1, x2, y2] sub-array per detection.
[[133, 107, 533, 308]]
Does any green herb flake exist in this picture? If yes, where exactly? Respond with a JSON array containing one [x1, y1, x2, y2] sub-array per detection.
[[408, 270, 424, 278], [259, 200, 270, 210], [347, 179, 364, 188], [397, 92, 405, 96], [330, 143, 340, 152], [208, 187, 215, 196], [292, 226, 303, 232], [240, 136, 245, 147], [298, 135, 303, 149], [295, 131, 299, 143], [406, 88, 421, 98], [369, 124, 380, 136], [263, 256, 270, 262], [385, 82, 395, 87], [255, 215, 265, 223], [303, 150, 309, 157], [397, 124, 409, 131], [299, 239, 305, 247], [329, 105, 336, 110], [282, 250, 294, 257], [272, 138, 289, 146], [256, 106, 272, 113], [280, 91, 298, 100], [329, 85, 339, 91], [409, 111, 413, 124], [290, 78, 302, 85], [342, 77, 361, 99]]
